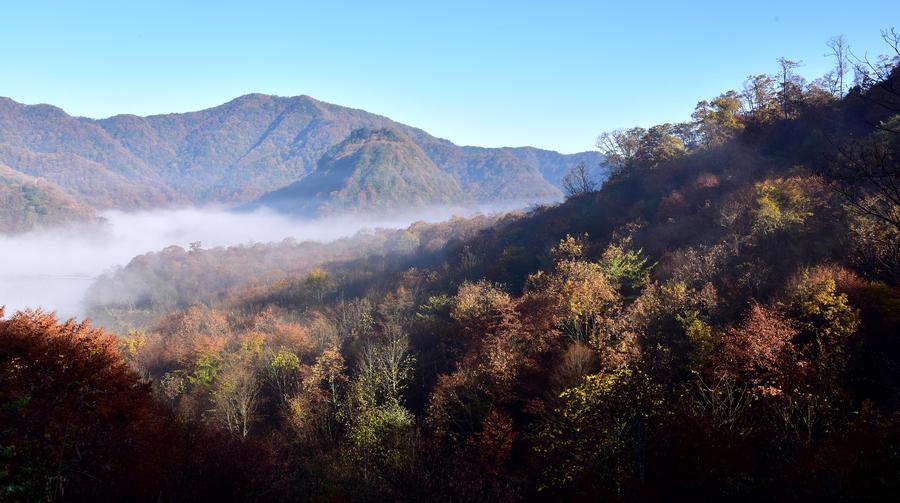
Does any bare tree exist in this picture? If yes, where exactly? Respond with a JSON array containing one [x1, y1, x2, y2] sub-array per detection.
[[212, 363, 262, 439], [826, 35, 849, 97], [596, 128, 645, 174], [849, 28, 900, 116], [358, 323, 414, 405], [562, 163, 598, 197], [825, 29, 900, 229], [828, 128, 900, 231]]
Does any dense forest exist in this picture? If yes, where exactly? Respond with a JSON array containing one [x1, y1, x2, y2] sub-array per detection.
[[3, 32, 900, 501]]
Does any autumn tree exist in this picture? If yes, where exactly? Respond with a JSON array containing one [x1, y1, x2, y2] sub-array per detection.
[[212, 361, 262, 439], [753, 177, 816, 235], [267, 347, 302, 402], [712, 303, 801, 390], [742, 73, 779, 123], [635, 124, 687, 167], [692, 90, 745, 146], [527, 236, 619, 344], [562, 162, 598, 197], [786, 268, 861, 382], [0, 309, 155, 500], [305, 268, 334, 303]]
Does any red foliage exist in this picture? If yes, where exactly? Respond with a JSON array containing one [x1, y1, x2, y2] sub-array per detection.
[[0, 308, 274, 500]]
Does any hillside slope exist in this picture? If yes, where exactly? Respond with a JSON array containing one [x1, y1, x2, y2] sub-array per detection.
[[252, 128, 465, 215], [0, 163, 95, 232], [76, 64, 900, 500]]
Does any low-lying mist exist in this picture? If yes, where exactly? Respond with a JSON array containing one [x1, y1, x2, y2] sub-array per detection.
[[1, 204, 517, 319]]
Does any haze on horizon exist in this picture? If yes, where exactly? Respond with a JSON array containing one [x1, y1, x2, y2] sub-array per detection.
[[0, 0, 895, 154], [0, 204, 510, 319]]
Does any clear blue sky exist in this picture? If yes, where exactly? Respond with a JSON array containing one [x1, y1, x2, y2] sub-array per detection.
[[0, 1, 896, 153]]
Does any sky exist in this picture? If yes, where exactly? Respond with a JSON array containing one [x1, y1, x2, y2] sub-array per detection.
[[0, 1, 896, 153]]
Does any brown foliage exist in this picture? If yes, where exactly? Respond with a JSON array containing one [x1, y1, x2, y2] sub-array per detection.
[[713, 303, 802, 390]]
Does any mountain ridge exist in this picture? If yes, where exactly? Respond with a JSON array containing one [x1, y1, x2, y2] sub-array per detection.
[[0, 94, 606, 230]]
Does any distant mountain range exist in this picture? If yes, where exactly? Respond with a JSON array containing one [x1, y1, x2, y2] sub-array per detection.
[[0, 94, 606, 229]]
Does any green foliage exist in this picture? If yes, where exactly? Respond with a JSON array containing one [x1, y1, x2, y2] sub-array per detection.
[[189, 354, 223, 386], [599, 244, 652, 298], [415, 294, 452, 321]]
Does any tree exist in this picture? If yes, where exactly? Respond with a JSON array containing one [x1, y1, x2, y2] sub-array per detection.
[[713, 303, 801, 390], [849, 28, 900, 113], [692, 91, 745, 146], [597, 125, 687, 176], [598, 243, 653, 299], [309, 346, 348, 409], [305, 268, 333, 303], [596, 128, 645, 174], [267, 348, 301, 402], [345, 402, 416, 481], [0, 309, 277, 500], [535, 366, 660, 496], [562, 163, 598, 197], [826, 35, 849, 97], [827, 117, 900, 231], [787, 268, 861, 381], [742, 74, 779, 122], [634, 124, 687, 167], [753, 177, 815, 235], [357, 326, 415, 405], [777, 58, 805, 118], [0, 309, 155, 500], [212, 362, 262, 439], [528, 237, 620, 344]]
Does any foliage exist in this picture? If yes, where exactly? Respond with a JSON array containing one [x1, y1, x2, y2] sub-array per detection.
[[754, 177, 814, 234], [535, 366, 661, 494]]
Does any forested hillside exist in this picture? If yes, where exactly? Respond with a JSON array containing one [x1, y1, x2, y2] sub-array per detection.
[[0, 93, 602, 231], [0, 163, 95, 232], [250, 128, 467, 215], [3, 33, 900, 502]]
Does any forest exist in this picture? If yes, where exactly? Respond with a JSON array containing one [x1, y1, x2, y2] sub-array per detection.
[[2, 31, 900, 501]]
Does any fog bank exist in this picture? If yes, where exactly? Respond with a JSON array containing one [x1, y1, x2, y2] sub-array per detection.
[[0, 205, 512, 319]]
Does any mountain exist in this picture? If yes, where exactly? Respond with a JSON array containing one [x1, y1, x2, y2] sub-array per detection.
[[0, 94, 605, 229], [0, 163, 95, 233], [252, 128, 465, 215]]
